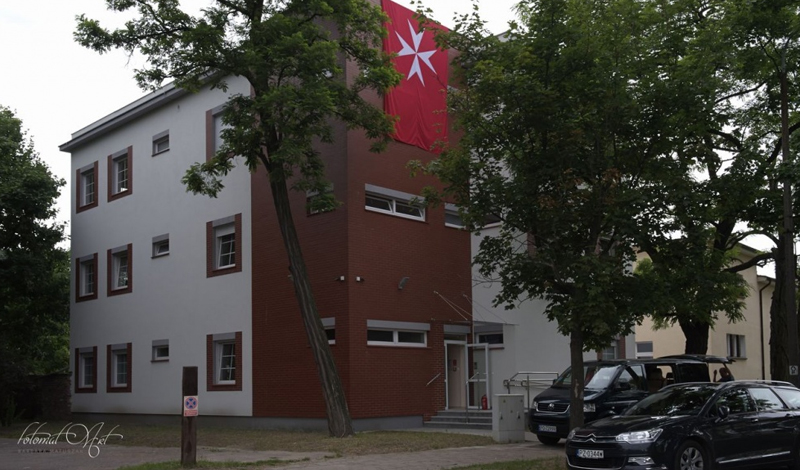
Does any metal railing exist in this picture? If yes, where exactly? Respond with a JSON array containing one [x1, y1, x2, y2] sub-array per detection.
[[503, 371, 559, 412]]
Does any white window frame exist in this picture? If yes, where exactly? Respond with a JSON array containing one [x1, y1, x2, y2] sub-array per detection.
[[81, 168, 95, 206], [215, 224, 236, 269], [80, 258, 95, 296], [364, 184, 425, 222], [111, 149, 129, 195], [636, 341, 654, 359], [152, 339, 169, 362], [727, 334, 746, 359], [152, 130, 169, 156], [213, 109, 228, 154], [112, 349, 128, 387], [111, 249, 129, 290], [152, 234, 169, 258], [444, 203, 465, 229], [215, 340, 236, 385], [601, 343, 618, 360], [366, 320, 429, 348], [322, 317, 335, 345], [80, 351, 94, 388]]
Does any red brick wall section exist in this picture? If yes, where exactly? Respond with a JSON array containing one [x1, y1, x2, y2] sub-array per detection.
[[74, 346, 97, 394], [206, 332, 243, 392], [106, 343, 132, 393]]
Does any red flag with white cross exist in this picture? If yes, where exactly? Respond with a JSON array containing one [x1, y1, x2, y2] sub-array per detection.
[[383, 0, 449, 153]]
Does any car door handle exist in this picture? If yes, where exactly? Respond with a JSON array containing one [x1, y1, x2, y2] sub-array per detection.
[[750, 418, 759, 423]]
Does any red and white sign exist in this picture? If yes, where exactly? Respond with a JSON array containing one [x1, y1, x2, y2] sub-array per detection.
[[383, 0, 449, 152], [183, 396, 199, 417]]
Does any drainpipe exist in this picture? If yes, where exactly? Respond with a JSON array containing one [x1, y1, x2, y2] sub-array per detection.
[[759, 276, 773, 380]]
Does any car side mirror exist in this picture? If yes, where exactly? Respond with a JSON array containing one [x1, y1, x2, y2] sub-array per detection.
[[617, 382, 631, 391], [717, 405, 730, 420]]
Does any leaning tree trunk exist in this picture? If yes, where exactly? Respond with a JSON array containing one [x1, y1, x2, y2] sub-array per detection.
[[678, 319, 709, 355], [269, 174, 354, 437], [568, 324, 585, 431]]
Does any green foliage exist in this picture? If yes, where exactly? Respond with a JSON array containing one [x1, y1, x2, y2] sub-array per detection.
[[0, 106, 69, 419], [423, 0, 663, 352]]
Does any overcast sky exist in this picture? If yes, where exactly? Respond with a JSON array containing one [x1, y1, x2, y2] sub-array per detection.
[[0, 0, 519, 235]]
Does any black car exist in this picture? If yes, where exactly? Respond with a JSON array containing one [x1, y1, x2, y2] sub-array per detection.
[[530, 355, 729, 445], [565, 381, 800, 470]]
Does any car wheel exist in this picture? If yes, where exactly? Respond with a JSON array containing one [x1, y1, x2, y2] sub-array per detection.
[[675, 440, 708, 470], [537, 435, 560, 446]]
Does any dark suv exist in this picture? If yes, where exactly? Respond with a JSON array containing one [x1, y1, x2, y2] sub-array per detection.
[[529, 355, 730, 445], [565, 381, 800, 470]]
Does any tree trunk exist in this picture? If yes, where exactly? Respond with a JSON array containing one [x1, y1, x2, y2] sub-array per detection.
[[678, 319, 709, 355], [771, 243, 790, 382], [269, 176, 354, 437], [568, 324, 585, 431]]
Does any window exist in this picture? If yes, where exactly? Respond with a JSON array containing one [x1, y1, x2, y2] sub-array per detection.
[[206, 105, 229, 161], [217, 227, 235, 268], [152, 339, 169, 362], [727, 334, 746, 359], [322, 317, 335, 345], [601, 344, 618, 361], [152, 234, 169, 258], [75, 253, 98, 302], [76, 162, 98, 213], [307, 184, 335, 215], [366, 320, 429, 347], [364, 184, 425, 221], [108, 147, 133, 202], [207, 332, 242, 391], [716, 388, 755, 414], [106, 343, 132, 393], [774, 387, 800, 409], [74, 346, 97, 393], [152, 130, 169, 155], [636, 341, 654, 358], [207, 214, 242, 277], [444, 204, 465, 229], [477, 333, 504, 345], [107, 244, 132, 296], [749, 387, 786, 411]]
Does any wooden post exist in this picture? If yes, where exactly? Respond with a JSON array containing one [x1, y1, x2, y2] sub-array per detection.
[[181, 366, 198, 467]]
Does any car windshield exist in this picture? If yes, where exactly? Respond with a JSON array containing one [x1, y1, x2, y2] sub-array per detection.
[[554, 364, 620, 390], [625, 384, 719, 417]]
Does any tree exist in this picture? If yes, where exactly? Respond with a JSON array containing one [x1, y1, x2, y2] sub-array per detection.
[[0, 106, 70, 424], [75, 0, 400, 437], [418, 0, 665, 430]]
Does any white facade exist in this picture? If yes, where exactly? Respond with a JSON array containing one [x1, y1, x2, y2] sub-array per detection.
[[68, 77, 254, 416], [469, 225, 632, 406]]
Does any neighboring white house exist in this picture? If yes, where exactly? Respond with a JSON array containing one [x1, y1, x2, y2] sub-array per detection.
[[635, 244, 775, 381]]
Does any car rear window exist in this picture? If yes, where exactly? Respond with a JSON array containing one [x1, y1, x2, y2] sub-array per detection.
[[773, 387, 800, 409]]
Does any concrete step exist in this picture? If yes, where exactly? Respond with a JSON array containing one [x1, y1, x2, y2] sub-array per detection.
[[427, 415, 492, 424]]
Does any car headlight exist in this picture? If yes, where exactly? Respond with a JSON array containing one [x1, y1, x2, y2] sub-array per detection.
[[583, 402, 595, 413], [567, 428, 577, 440], [615, 428, 663, 443], [532, 401, 539, 410]]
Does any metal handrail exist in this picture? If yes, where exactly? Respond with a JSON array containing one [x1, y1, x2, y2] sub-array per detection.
[[426, 373, 442, 387], [503, 371, 559, 412]]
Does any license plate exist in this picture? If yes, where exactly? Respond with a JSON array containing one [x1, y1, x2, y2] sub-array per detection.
[[577, 449, 604, 459], [538, 424, 557, 433]]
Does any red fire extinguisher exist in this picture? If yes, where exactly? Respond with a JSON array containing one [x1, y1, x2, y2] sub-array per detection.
[[481, 394, 488, 410]]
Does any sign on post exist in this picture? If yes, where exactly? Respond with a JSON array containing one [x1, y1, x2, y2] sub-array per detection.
[[183, 396, 199, 417], [790, 365, 799, 376]]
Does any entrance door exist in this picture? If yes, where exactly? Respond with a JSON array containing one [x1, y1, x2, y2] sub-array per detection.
[[468, 343, 490, 409], [445, 341, 467, 409]]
